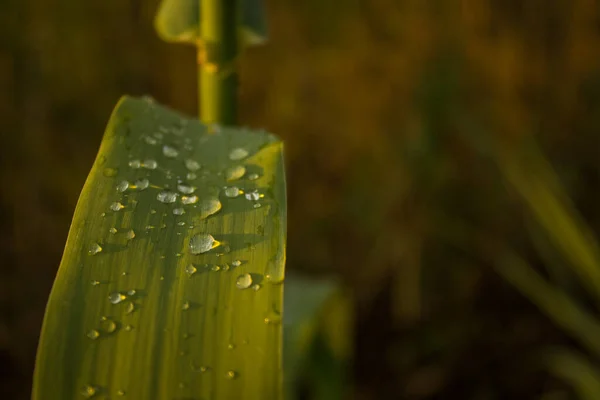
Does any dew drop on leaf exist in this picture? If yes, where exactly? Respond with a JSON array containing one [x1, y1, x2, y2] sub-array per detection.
[[162, 145, 179, 158], [110, 202, 124, 211], [128, 159, 141, 169], [189, 233, 217, 254], [157, 191, 178, 203], [80, 384, 97, 398], [236, 273, 253, 289], [225, 165, 246, 181], [224, 186, 241, 198], [181, 195, 198, 205], [185, 159, 200, 171], [226, 370, 238, 380], [173, 208, 185, 216], [229, 147, 249, 160], [134, 178, 149, 190], [116, 180, 129, 192], [86, 330, 100, 340], [88, 243, 102, 255], [185, 264, 197, 277], [109, 292, 126, 304], [248, 173, 260, 180], [199, 197, 222, 219], [142, 159, 158, 169], [177, 183, 196, 194]]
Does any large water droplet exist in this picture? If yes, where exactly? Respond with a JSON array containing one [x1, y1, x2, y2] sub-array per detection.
[[236, 273, 253, 289], [157, 191, 178, 203], [116, 180, 129, 192], [128, 159, 141, 169], [134, 178, 149, 190], [110, 202, 124, 211], [173, 208, 185, 216], [245, 190, 260, 201], [185, 264, 197, 277], [185, 159, 201, 171], [225, 165, 246, 181], [181, 195, 198, 205], [224, 186, 241, 198], [80, 384, 97, 398], [162, 145, 179, 158], [189, 233, 217, 254], [109, 292, 126, 304], [143, 159, 158, 170], [199, 197, 222, 219], [229, 148, 249, 161], [89, 243, 103, 255], [87, 329, 100, 340], [177, 183, 196, 194]]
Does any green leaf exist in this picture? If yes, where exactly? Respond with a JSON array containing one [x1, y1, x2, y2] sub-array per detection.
[[32, 96, 286, 400], [546, 348, 600, 400], [154, 0, 268, 46]]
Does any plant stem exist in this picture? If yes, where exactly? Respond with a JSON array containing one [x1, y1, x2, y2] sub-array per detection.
[[199, 0, 238, 125]]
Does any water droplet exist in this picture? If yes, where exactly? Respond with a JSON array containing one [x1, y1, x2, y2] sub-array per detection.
[[125, 302, 135, 314], [109, 227, 117, 234], [199, 197, 222, 219], [253, 203, 262, 209], [185, 264, 197, 277], [87, 330, 100, 340], [80, 384, 97, 398], [248, 173, 260, 180], [177, 221, 186, 226], [128, 159, 141, 169], [177, 183, 195, 194], [143, 159, 158, 169], [264, 311, 282, 325], [91, 280, 101, 286], [150, 209, 157, 214], [173, 208, 185, 216], [89, 243, 103, 255], [116, 180, 129, 192], [185, 159, 201, 171], [236, 273, 253, 289], [182, 301, 190, 310], [245, 190, 260, 201], [109, 292, 126, 304], [125, 229, 135, 240], [157, 191, 178, 203], [145, 135, 158, 145], [228, 343, 235, 350], [189, 233, 218, 254], [162, 145, 179, 158], [102, 319, 117, 333], [127, 289, 136, 296], [225, 165, 246, 181], [116, 389, 126, 396], [229, 148, 249, 161], [110, 202, 124, 211], [134, 178, 149, 190], [226, 370, 237, 380], [186, 172, 197, 180], [181, 195, 198, 205], [231, 260, 242, 267], [103, 167, 118, 177], [124, 324, 133, 331], [252, 284, 261, 291], [224, 186, 241, 198]]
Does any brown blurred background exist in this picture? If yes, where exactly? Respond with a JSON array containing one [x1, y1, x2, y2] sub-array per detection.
[[2, 0, 600, 399]]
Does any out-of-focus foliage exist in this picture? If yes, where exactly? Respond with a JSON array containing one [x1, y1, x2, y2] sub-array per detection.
[[2, 0, 600, 399]]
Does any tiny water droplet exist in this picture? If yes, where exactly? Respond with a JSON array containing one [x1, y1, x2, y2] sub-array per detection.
[[177, 183, 195, 194], [264, 311, 282, 325], [103, 319, 117, 333], [125, 229, 135, 240], [181, 195, 198, 205], [103, 167, 118, 177], [236, 273, 253, 289], [116, 389, 126, 396], [128, 159, 141, 169], [226, 370, 237, 380], [185, 264, 197, 277], [248, 173, 259, 180], [89, 243, 103, 255], [189, 233, 217, 254], [182, 301, 190, 310], [173, 208, 185, 216], [91, 280, 101, 286], [116, 180, 129, 192], [80, 384, 97, 398], [162, 145, 179, 158], [229, 148, 249, 161], [211, 265, 221, 272], [157, 191, 178, 203], [145, 135, 158, 145], [228, 343, 235, 350], [231, 260, 242, 267], [253, 203, 262, 208], [124, 324, 133, 331], [186, 172, 197, 180], [185, 159, 201, 171], [142, 159, 158, 169], [150, 209, 157, 214], [225, 165, 246, 181], [109, 292, 126, 304], [224, 186, 241, 198], [125, 302, 135, 314], [127, 289, 136, 296], [199, 197, 222, 219], [110, 202, 124, 211], [252, 284, 261, 291], [177, 221, 186, 226], [87, 330, 100, 340], [134, 178, 149, 190], [109, 227, 117, 234], [245, 190, 260, 201]]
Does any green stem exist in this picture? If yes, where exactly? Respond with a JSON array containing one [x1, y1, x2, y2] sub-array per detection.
[[199, 0, 238, 125]]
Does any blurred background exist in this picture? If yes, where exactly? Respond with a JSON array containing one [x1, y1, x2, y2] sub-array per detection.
[[2, 0, 600, 399]]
